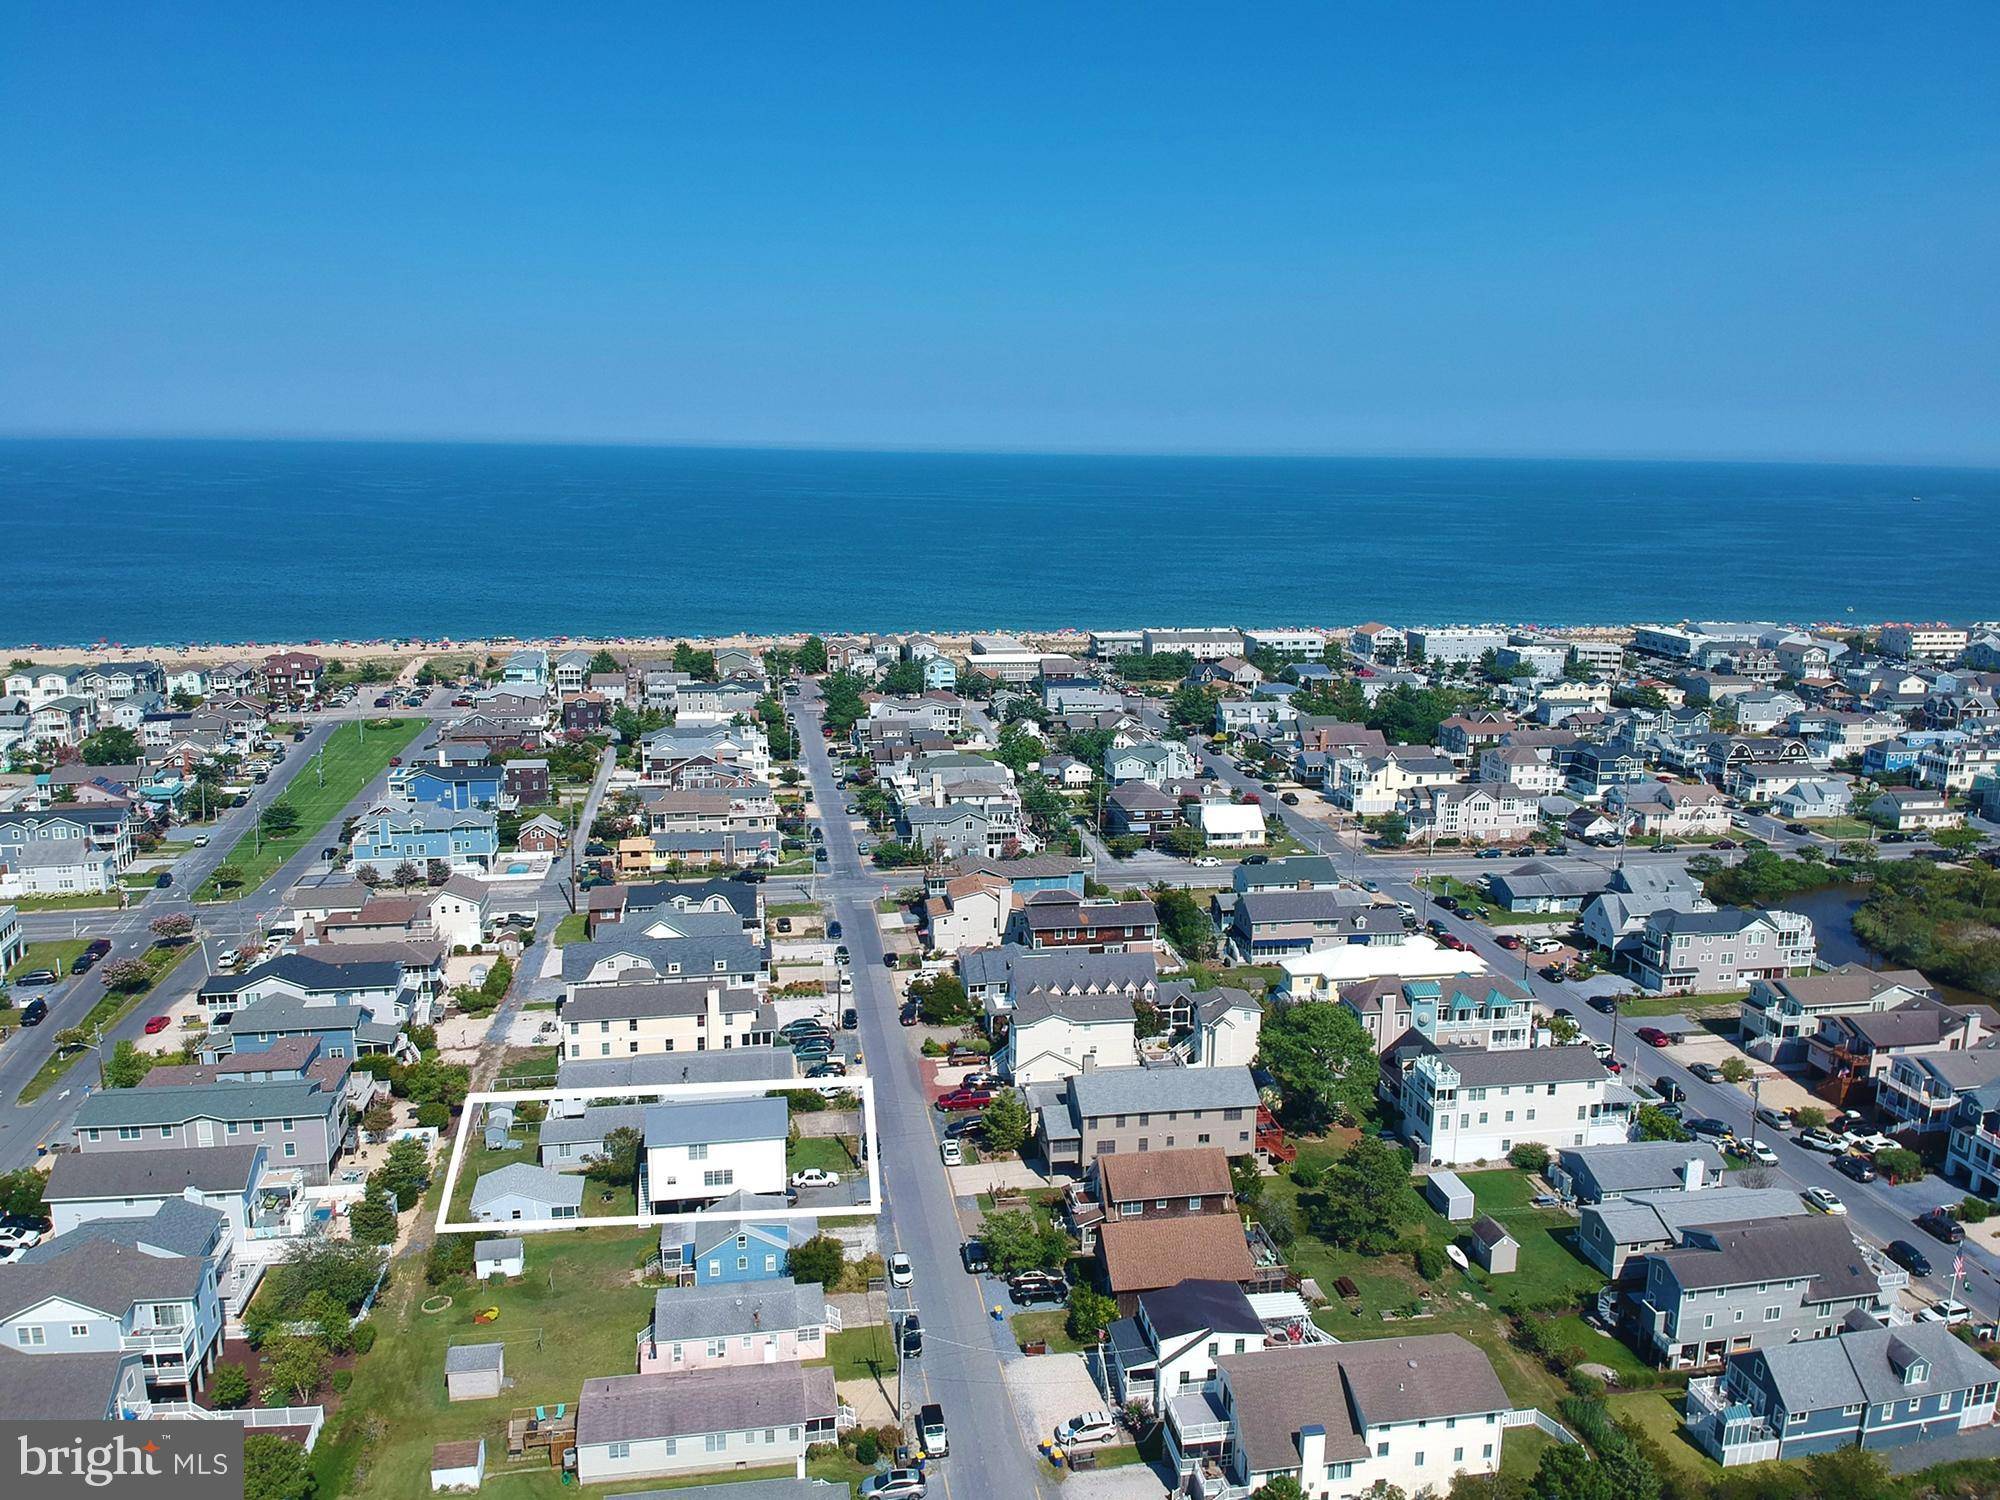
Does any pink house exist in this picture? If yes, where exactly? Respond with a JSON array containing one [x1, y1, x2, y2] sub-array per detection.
[[637, 1276, 831, 1375]]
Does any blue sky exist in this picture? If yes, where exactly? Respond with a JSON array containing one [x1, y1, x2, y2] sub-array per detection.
[[3, 3, 1996, 462]]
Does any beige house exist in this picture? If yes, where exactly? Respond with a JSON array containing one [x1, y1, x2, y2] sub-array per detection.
[[925, 872, 1011, 954], [562, 980, 774, 1061]]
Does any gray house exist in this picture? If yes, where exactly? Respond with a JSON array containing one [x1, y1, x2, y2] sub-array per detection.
[[0, 1239, 226, 1396], [1030, 1064, 1260, 1173], [1687, 1322, 2000, 1466], [1550, 1141, 1727, 1204], [540, 1104, 651, 1170], [471, 1163, 584, 1223], [1634, 1215, 1900, 1369], [1580, 1186, 1808, 1280], [72, 1077, 349, 1185]]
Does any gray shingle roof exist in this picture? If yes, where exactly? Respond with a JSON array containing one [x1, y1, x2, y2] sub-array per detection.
[[469, 1163, 584, 1212], [444, 1342, 504, 1374], [643, 1097, 787, 1150], [0, 1239, 210, 1321], [559, 979, 763, 1025], [45, 1144, 265, 1200], [538, 1104, 650, 1149], [1653, 1215, 1883, 1300], [74, 1078, 337, 1129], [18, 1200, 225, 1263], [561, 933, 764, 983], [1068, 1065, 1258, 1120], [475, 1238, 523, 1262], [1430, 1044, 1607, 1088], [576, 1364, 836, 1446], [1555, 1141, 1726, 1200], [648, 1277, 826, 1344], [0, 1348, 136, 1420], [556, 1048, 797, 1091], [1756, 1322, 1994, 1414]]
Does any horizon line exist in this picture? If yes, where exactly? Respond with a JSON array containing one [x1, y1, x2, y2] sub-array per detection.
[[2, 428, 1998, 473]]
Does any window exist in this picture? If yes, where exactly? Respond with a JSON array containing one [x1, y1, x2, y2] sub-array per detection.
[[69, 1324, 89, 1339], [705, 1434, 725, 1453], [689, 1143, 709, 1161], [283, 1142, 297, 1158], [1376, 1443, 1389, 1458], [1764, 1306, 1781, 1321], [1454, 1447, 1464, 1462], [703, 1168, 734, 1188], [118, 1127, 142, 1141], [17, 1326, 45, 1346], [158, 1125, 172, 1138], [1187, 1196, 1202, 1210], [608, 1442, 630, 1460]]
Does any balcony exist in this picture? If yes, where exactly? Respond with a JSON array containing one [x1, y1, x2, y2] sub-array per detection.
[[1166, 1389, 1233, 1449]]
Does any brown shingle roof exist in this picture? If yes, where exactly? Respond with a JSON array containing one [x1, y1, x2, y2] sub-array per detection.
[[1097, 1146, 1232, 1206], [1097, 1214, 1255, 1294]]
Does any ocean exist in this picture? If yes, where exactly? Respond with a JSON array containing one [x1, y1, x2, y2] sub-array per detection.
[[2, 438, 1995, 647]]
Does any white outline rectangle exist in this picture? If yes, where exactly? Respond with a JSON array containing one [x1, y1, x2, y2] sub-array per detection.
[[434, 1076, 880, 1235]]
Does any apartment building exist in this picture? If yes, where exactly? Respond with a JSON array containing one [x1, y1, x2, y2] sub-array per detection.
[[562, 980, 775, 1061], [1400, 1045, 1624, 1166], [1627, 906, 1816, 995]]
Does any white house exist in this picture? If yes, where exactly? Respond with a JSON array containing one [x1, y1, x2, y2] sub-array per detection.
[[926, 873, 1012, 954], [1400, 1045, 1626, 1166], [1000, 992, 1140, 1084], [1190, 801, 1267, 849], [643, 1097, 788, 1212]]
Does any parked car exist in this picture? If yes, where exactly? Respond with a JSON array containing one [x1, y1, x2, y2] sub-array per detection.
[[1280, 792, 1300, 805], [1886, 1239, 1934, 1277], [18, 998, 49, 1027], [1439, 934, 1469, 952], [1009, 1271, 1067, 1305], [917, 1402, 948, 1456], [1833, 1153, 1877, 1184], [940, 1139, 963, 1167], [899, 1315, 924, 1359], [1794, 1128, 1846, 1154], [861, 1469, 927, 1500], [1635, 1026, 1671, 1048], [827, 920, 842, 939], [789, 1168, 841, 1189], [1525, 937, 1563, 954], [943, 1115, 986, 1140], [142, 1015, 173, 1035], [1754, 1105, 1794, 1131], [1686, 1117, 1733, 1140], [899, 1002, 920, 1027], [1918, 1299, 1973, 1327], [778, 1019, 830, 1043], [1055, 1411, 1119, 1448], [805, 1061, 847, 1079], [889, 1253, 914, 1288], [1655, 1079, 1686, 1104], [841, 1008, 858, 1031], [1738, 1141, 1779, 1166], [1688, 1061, 1726, 1084], [1917, 1208, 1966, 1244], [14, 969, 58, 987], [936, 1087, 995, 1113], [1496, 934, 1522, 951], [1434, 895, 1459, 913], [960, 1239, 990, 1274], [1802, 1186, 1847, 1215]]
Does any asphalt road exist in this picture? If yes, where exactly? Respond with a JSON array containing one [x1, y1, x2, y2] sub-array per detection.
[[793, 683, 1058, 1500]]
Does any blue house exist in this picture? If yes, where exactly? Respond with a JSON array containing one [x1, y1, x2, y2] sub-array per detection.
[[1687, 1322, 1999, 1466], [399, 762, 505, 811], [350, 798, 499, 875], [923, 656, 958, 690], [927, 856, 1084, 901], [657, 1191, 814, 1286]]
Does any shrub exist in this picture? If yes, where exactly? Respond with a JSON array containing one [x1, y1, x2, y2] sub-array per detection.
[[330, 1369, 353, 1394], [1875, 1147, 1924, 1184], [210, 1362, 253, 1409], [1958, 1196, 1994, 1224], [350, 1320, 378, 1355], [789, 1234, 845, 1287], [1413, 1244, 1446, 1280], [1508, 1142, 1550, 1172], [852, 1431, 879, 1465], [415, 1101, 450, 1130], [425, 1237, 475, 1287]]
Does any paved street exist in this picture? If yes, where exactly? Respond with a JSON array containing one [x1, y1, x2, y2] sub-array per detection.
[[793, 683, 1060, 1500]]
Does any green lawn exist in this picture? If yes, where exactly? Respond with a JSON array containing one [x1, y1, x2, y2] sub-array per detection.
[[787, 1135, 856, 1177], [552, 912, 588, 947], [1416, 876, 1560, 926], [6, 938, 89, 981], [11, 891, 123, 910], [1607, 1390, 1720, 1484], [1800, 817, 1876, 841], [198, 717, 425, 898], [1011, 1309, 1088, 1354], [812, 1322, 897, 1383], [1615, 991, 1747, 1018], [20, 943, 197, 1102], [309, 1226, 665, 1500]]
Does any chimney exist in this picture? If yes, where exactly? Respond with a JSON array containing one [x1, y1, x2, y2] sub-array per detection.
[[1683, 1155, 1706, 1191], [1298, 1422, 1326, 1476]]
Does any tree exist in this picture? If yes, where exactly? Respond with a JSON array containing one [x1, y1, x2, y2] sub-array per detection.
[[426, 1235, 476, 1287], [1249, 1480, 1307, 1500], [390, 859, 423, 889], [480, 955, 514, 1004], [1719, 1057, 1751, 1084], [425, 857, 452, 885], [587, 1126, 643, 1185], [1371, 812, 1410, 848], [347, 1189, 397, 1244], [243, 1433, 317, 1500], [1230, 1155, 1266, 1209], [587, 649, 620, 676], [909, 971, 975, 1026], [361, 1098, 395, 1137], [1261, 1001, 1378, 1129], [1149, 883, 1216, 962], [372, 1138, 432, 1205], [259, 801, 301, 838], [0, 1168, 49, 1223], [797, 635, 829, 675], [149, 912, 194, 943], [1168, 682, 1219, 729], [1529, 1444, 1618, 1500], [980, 1209, 1069, 1274], [1634, 1105, 1691, 1143], [400, 1057, 470, 1110], [1508, 1142, 1550, 1173], [101, 955, 151, 991], [210, 863, 246, 892], [102, 1039, 151, 1089], [261, 1335, 329, 1404], [1546, 1013, 1581, 1045], [1799, 1446, 1891, 1500], [788, 1233, 845, 1286], [1065, 1285, 1116, 1344], [1874, 1147, 1924, 1183], [297, 1289, 354, 1353], [80, 726, 141, 764], [210, 1361, 253, 1409], [981, 1091, 1032, 1154], [1304, 1137, 1417, 1254]]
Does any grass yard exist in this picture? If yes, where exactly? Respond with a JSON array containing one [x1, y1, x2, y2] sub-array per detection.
[[787, 1135, 857, 1178], [813, 1322, 897, 1383], [1615, 991, 1747, 1018], [1801, 817, 1876, 841], [1416, 876, 1555, 926], [1607, 1389, 1720, 1484], [11, 891, 123, 910], [1497, 1426, 1557, 1483], [552, 912, 588, 947], [198, 717, 425, 898], [1011, 1309, 1089, 1354], [446, 1130, 544, 1222], [7, 938, 90, 981], [310, 1226, 666, 1500]]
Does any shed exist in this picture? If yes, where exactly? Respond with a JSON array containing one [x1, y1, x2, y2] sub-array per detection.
[[1425, 1169, 1474, 1223], [430, 1439, 485, 1490], [482, 1122, 517, 1152], [474, 1237, 525, 1282], [470, 1162, 583, 1223], [1469, 1215, 1519, 1274], [445, 1341, 506, 1402]]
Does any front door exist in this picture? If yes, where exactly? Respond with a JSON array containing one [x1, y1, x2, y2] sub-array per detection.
[[196, 1120, 216, 1147]]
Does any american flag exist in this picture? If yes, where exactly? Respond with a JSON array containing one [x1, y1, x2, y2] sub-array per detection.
[[1955, 1251, 1967, 1281]]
